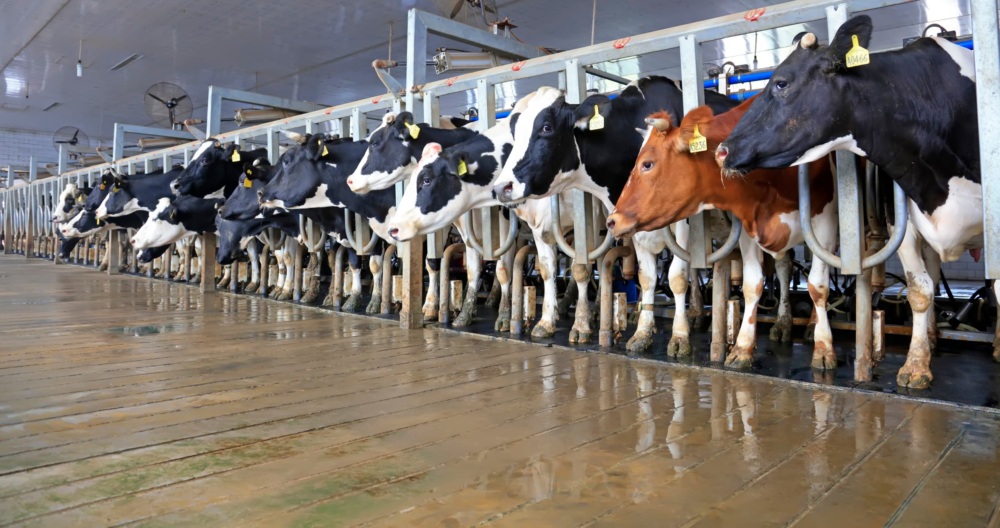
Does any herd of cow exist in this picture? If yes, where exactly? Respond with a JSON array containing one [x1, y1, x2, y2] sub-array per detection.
[[44, 16, 989, 390]]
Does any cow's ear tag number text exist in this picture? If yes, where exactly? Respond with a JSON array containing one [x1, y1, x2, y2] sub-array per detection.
[[845, 35, 869, 68], [457, 159, 468, 176], [689, 125, 707, 153], [406, 123, 420, 139], [589, 105, 605, 131]]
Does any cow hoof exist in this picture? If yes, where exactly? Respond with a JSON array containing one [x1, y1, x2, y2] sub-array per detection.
[[277, 289, 293, 301], [532, 320, 556, 339], [569, 328, 591, 344], [422, 309, 439, 323], [486, 288, 501, 308], [301, 290, 320, 305], [725, 346, 754, 370], [810, 347, 838, 370], [217, 278, 231, 289], [453, 306, 476, 327], [626, 330, 654, 355], [245, 282, 259, 294], [322, 293, 339, 307], [769, 316, 793, 343], [897, 363, 932, 390], [343, 294, 362, 312], [268, 288, 280, 299], [494, 316, 510, 333], [667, 335, 692, 358], [366, 295, 382, 314]]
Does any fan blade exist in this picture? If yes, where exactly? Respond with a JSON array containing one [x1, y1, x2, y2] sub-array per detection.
[[174, 94, 188, 103], [54, 140, 70, 144], [71, 130, 80, 141], [450, 0, 464, 18], [148, 93, 169, 105]]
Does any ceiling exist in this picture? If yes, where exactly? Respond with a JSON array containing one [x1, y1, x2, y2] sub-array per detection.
[[0, 0, 974, 152]]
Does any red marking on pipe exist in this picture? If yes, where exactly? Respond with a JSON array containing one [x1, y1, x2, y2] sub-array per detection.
[[446, 76, 459, 86], [325, 109, 332, 114], [745, 8, 765, 21], [511, 61, 526, 71], [372, 96, 381, 104], [613, 37, 631, 49]]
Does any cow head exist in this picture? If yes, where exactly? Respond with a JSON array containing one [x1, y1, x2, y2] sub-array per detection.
[[258, 134, 337, 210], [130, 195, 222, 249], [220, 160, 274, 221], [174, 140, 267, 198], [53, 183, 86, 223], [607, 108, 718, 238], [60, 210, 102, 238], [718, 16, 873, 173], [493, 87, 593, 203], [346, 112, 420, 194], [96, 172, 140, 219], [388, 144, 464, 240], [84, 171, 116, 214], [137, 244, 170, 264], [216, 216, 250, 265], [171, 140, 223, 194]]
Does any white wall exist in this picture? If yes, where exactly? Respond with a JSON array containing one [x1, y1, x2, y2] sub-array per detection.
[[0, 128, 58, 173]]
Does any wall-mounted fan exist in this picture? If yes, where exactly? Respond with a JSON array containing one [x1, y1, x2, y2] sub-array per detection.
[[436, 0, 497, 19], [144, 82, 192, 129], [52, 126, 90, 152]]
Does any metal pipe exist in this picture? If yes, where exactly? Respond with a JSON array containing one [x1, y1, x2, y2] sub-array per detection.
[[599, 245, 633, 347], [381, 243, 398, 314], [548, 195, 577, 257], [509, 244, 537, 335], [492, 213, 519, 258]]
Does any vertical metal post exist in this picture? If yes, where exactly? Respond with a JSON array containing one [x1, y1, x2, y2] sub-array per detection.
[[57, 145, 68, 175], [107, 228, 121, 275], [25, 159, 36, 258], [206, 87, 223, 138], [406, 9, 427, 123], [200, 233, 217, 293], [402, 9, 428, 329], [266, 129, 280, 165], [112, 123, 126, 162], [972, 0, 1000, 279], [679, 34, 708, 270]]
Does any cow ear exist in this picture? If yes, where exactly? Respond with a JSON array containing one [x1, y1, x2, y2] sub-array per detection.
[[829, 15, 872, 62], [309, 136, 328, 160], [675, 106, 715, 153], [420, 142, 442, 162], [575, 97, 612, 131]]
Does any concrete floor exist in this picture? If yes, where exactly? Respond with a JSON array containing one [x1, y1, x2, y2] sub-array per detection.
[[2, 255, 1000, 527]]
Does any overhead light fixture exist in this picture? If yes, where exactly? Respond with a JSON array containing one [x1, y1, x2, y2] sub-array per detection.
[[234, 108, 300, 126], [77, 40, 83, 77], [42, 102, 60, 112], [110, 53, 144, 72]]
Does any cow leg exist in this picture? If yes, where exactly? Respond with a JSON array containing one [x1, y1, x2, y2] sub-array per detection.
[[278, 243, 296, 301], [921, 244, 941, 351], [769, 253, 794, 343], [806, 203, 839, 369], [342, 251, 364, 312], [245, 242, 260, 294], [627, 244, 658, 355], [557, 270, 577, 318], [300, 251, 322, 304], [366, 253, 384, 314], [667, 221, 691, 357], [454, 247, 483, 326], [688, 270, 707, 330], [725, 234, 763, 369], [217, 265, 232, 289], [494, 247, 514, 332], [486, 272, 502, 308], [423, 258, 441, 322], [895, 221, 935, 389], [322, 247, 340, 306], [568, 262, 593, 343], [270, 248, 285, 299], [532, 239, 559, 338]]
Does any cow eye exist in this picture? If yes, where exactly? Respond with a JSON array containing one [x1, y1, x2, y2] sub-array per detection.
[[541, 123, 553, 134], [774, 80, 789, 91], [641, 161, 654, 171], [421, 177, 431, 187]]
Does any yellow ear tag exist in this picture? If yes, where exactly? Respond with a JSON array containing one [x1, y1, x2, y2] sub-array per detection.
[[589, 104, 605, 131], [457, 159, 468, 177], [77, 195, 85, 203], [96, 217, 101, 225], [231, 150, 241, 162], [99, 183, 106, 190], [321, 145, 329, 157], [689, 125, 707, 153], [845, 35, 870, 68], [406, 123, 420, 139], [243, 178, 253, 188]]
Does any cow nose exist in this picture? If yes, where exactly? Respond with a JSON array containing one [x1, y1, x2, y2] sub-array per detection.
[[389, 228, 400, 240], [606, 217, 616, 231], [715, 145, 729, 167], [346, 178, 354, 187], [130, 238, 136, 246], [256, 190, 264, 202]]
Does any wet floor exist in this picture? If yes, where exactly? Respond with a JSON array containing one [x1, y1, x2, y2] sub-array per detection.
[[2, 255, 1000, 527]]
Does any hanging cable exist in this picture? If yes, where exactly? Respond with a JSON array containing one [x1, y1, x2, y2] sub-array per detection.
[[752, 31, 759, 70], [591, 0, 597, 46]]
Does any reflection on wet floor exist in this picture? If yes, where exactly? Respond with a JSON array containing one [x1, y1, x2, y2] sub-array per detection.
[[1, 255, 999, 527]]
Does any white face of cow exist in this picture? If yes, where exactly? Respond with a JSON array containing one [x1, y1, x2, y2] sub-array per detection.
[[60, 210, 100, 238], [494, 87, 564, 203], [130, 198, 191, 249], [53, 183, 80, 223], [346, 113, 416, 194]]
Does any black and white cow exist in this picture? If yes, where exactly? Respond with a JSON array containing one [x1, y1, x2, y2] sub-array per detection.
[[52, 183, 92, 224], [718, 15, 983, 389], [346, 112, 479, 194], [130, 194, 223, 249], [171, 140, 270, 198], [491, 77, 739, 347], [96, 166, 184, 219], [258, 134, 394, 311]]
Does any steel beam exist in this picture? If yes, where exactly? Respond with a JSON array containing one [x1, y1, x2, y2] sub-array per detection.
[[972, 0, 1000, 279], [112, 123, 194, 161], [414, 10, 543, 60], [205, 85, 326, 137]]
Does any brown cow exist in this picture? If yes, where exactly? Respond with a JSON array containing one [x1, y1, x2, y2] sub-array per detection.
[[606, 100, 838, 369]]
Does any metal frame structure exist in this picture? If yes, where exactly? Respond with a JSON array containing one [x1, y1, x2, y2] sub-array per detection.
[[3, 0, 1000, 386]]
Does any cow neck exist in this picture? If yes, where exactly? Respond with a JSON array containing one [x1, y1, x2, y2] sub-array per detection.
[[415, 126, 477, 151], [220, 149, 269, 198], [129, 171, 178, 209], [835, 44, 979, 215], [315, 157, 394, 224]]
